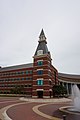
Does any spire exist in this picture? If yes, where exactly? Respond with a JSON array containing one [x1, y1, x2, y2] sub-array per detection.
[[39, 29, 45, 37], [38, 29, 47, 43], [34, 29, 51, 56]]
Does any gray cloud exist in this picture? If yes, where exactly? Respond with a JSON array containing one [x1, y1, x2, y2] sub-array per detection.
[[0, 0, 80, 74]]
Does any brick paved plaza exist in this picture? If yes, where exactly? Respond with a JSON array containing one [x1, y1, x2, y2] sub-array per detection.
[[0, 97, 80, 120]]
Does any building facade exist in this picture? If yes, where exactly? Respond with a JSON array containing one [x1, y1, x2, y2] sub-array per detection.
[[0, 29, 58, 98]]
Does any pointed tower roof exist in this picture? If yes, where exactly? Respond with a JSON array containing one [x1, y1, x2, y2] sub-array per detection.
[[38, 29, 47, 43], [34, 29, 51, 57], [39, 29, 45, 37]]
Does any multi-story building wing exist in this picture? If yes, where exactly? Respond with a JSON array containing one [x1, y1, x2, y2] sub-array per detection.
[[0, 63, 33, 96]]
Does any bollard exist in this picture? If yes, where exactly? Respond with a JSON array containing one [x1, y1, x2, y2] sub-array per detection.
[[63, 115, 66, 120]]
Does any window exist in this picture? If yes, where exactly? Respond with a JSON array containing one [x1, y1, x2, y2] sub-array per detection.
[[49, 80, 52, 85], [26, 70, 28, 74], [17, 78, 20, 80], [26, 77, 32, 80], [37, 70, 43, 75], [48, 70, 51, 76], [26, 78, 28, 80], [30, 77, 32, 80], [29, 70, 32, 74], [21, 71, 24, 74], [37, 50, 43, 56], [25, 85, 28, 87], [18, 72, 20, 74], [22, 78, 24, 80], [37, 80, 43, 85], [28, 84, 32, 87], [37, 61, 43, 66]]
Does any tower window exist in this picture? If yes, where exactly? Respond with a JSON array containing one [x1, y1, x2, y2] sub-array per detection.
[[37, 80, 43, 85], [37, 61, 43, 66], [37, 70, 43, 75], [37, 50, 43, 56]]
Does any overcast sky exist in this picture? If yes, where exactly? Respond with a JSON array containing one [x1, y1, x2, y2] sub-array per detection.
[[0, 0, 80, 74]]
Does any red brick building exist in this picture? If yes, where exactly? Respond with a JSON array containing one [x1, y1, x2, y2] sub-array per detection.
[[0, 29, 58, 98]]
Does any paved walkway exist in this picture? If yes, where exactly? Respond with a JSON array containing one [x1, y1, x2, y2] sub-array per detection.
[[0, 97, 22, 120], [1, 97, 78, 120], [1, 97, 71, 120]]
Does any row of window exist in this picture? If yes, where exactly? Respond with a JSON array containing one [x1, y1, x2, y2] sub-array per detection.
[[0, 79, 51, 86], [0, 77, 32, 82], [0, 70, 32, 76], [0, 84, 32, 88], [0, 60, 52, 77], [0, 61, 53, 77], [0, 79, 43, 86]]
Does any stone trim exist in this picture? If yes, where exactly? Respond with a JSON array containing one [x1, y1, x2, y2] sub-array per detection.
[[32, 90, 50, 92], [32, 85, 50, 86], [32, 96, 37, 98], [36, 89, 44, 91]]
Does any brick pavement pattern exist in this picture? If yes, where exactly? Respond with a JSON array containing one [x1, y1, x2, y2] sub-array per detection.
[[0, 97, 80, 120]]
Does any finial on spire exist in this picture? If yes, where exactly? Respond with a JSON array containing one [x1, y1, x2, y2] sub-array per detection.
[[39, 29, 47, 43]]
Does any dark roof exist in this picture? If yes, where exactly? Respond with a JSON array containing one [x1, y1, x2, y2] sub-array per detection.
[[58, 73, 80, 79], [0, 63, 33, 72], [34, 29, 50, 56], [34, 42, 49, 56], [58, 73, 80, 83]]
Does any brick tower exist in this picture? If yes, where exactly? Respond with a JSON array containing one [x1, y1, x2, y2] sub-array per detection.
[[32, 29, 58, 98]]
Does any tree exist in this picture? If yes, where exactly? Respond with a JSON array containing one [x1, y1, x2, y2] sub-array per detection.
[[52, 85, 67, 97], [10, 85, 24, 94]]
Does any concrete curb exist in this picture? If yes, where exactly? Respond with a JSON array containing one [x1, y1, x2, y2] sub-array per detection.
[[32, 103, 61, 120], [20, 97, 72, 103], [59, 106, 80, 115]]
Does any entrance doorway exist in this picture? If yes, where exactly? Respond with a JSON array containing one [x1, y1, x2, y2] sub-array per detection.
[[37, 91, 43, 98]]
